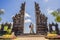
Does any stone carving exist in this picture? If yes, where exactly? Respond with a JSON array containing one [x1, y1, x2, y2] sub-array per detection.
[[12, 2, 25, 36], [35, 2, 48, 35]]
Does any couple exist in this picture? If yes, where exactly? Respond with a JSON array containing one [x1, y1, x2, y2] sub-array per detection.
[[29, 23, 34, 34]]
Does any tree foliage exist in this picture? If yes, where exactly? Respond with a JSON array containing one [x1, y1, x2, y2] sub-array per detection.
[[0, 17, 2, 21], [55, 16, 60, 22], [51, 10, 60, 22], [51, 30, 57, 34], [0, 9, 5, 22], [51, 11, 58, 16], [0, 9, 4, 15]]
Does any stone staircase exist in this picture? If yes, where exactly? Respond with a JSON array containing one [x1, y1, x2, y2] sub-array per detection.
[[13, 34, 48, 40]]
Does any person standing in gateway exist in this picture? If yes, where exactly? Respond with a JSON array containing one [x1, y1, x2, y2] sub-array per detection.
[[29, 23, 34, 34]]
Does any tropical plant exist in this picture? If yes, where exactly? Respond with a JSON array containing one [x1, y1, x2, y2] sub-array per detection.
[[0, 9, 4, 22], [51, 9, 60, 22], [0, 17, 2, 22], [51, 31, 57, 34]]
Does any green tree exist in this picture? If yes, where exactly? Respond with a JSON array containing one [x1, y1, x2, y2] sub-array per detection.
[[51, 11, 58, 16], [0, 9, 4, 21], [51, 30, 57, 34], [51, 10, 60, 22], [0, 17, 2, 21]]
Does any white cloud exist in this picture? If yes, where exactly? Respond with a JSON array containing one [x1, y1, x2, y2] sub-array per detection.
[[25, 12, 31, 18], [24, 19, 32, 23], [12, 12, 31, 18], [11, 15, 15, 18], [47, 8, 54, 14], [45, 0, 48, 2], [0, 9, 5, 14]]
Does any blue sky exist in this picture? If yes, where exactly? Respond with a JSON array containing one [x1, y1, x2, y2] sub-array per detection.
[[0, 0, 60, 33]]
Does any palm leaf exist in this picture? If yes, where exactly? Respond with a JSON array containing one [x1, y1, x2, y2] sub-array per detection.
[[55, 16, 60, 22], [51, 11, 58, 17], [0, 17, 2, 21]]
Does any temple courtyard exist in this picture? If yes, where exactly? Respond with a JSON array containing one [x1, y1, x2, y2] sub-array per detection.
[[13, 36, 48, 40], [12, 34, 60, 40]]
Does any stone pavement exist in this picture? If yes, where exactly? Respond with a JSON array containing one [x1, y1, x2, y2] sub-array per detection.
[[13, 35, 49, 40], [14, 37, 48, 40]]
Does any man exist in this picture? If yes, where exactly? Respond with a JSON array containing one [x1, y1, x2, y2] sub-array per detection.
[[29, 23, 34, 34]]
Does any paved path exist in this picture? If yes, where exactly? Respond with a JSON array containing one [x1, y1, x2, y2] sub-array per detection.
[[13, 36, 48, 40]]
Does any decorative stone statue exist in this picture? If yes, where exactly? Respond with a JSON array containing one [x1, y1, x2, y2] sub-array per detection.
[[29, 23, 34, 34]]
